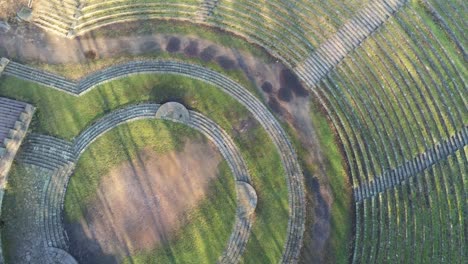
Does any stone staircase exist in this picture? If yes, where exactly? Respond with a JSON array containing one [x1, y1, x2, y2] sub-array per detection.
[[195, 0, 219, 22], [32, 0, 81, 37], [295, 0, 408, 87], [19, 135, 75, 171], [354, 125, 468, 201], [0, 97, 35, 198], [0, 96, 35, 264]]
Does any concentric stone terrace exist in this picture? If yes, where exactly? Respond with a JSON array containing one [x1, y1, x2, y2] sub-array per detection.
[[18, 103, 262, 263], [5, 61, 306, 263], [0, 0, 466, 263]]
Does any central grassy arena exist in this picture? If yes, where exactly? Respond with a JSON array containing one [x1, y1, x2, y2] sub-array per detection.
[[65, 120, 236, 263]]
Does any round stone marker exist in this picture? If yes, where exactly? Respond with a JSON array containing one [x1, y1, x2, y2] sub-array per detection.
[[155, 102, 190, 123], [236, 181, 257, 218]]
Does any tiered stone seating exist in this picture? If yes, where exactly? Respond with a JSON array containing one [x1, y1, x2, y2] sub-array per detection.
[[30, 0, 392, 68], [42, 163, 75, 250], [32, 0, 203, 37], [293, 3, 466, 262], [187, 111, 254, 262], [73, 0, 202, 36], [21, 102, 258, 262], [420, 0, 466, 60], [19, 134, 75, 171], [32, 0, 79, 37], [295, 0, 408, 86], [314, 3, 466, 200], [74, 103, 158, 154], [2, 0, 463, 262], [206, 0, 377, 66], [2, 60, 76, 94], [354, 154, 466, 263]]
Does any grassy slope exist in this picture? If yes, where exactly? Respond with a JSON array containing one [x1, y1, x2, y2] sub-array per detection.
[[290, 100, 352, 264], [0, 73, 289, 263], [90, 20, 273, 62], [309, 102, 352, 264]]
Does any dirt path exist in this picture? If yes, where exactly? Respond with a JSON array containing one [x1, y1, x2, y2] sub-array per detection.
[[0, 21, 337, 263], [66, 141, 222, 263]]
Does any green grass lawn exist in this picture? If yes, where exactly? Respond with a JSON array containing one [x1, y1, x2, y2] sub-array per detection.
[[0, 73, 289, 263]]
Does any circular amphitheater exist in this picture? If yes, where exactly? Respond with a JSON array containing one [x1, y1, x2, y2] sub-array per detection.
[[0, 0, 466, 263]]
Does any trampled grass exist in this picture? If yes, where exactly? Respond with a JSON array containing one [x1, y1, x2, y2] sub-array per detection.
[[65, 119, 238, 263]]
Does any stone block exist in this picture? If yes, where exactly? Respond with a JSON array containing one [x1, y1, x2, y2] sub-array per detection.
[[14, 121, 22, 131], [17, 6, 33, 22], [236, 181, 257, 218], [155, 102, 190, 123], [24, 104, 34, 114], [0, 58, 9, 75]]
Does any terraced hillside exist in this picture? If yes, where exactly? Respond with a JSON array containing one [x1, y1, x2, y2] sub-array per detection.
[[0, 0, 466, 263]]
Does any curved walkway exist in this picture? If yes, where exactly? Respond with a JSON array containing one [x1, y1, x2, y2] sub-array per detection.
[[8, 59, 306, 263], [20, 103, 255, 263]]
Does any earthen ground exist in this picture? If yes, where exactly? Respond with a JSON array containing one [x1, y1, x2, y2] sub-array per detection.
[[66, 141, 222, 263]]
